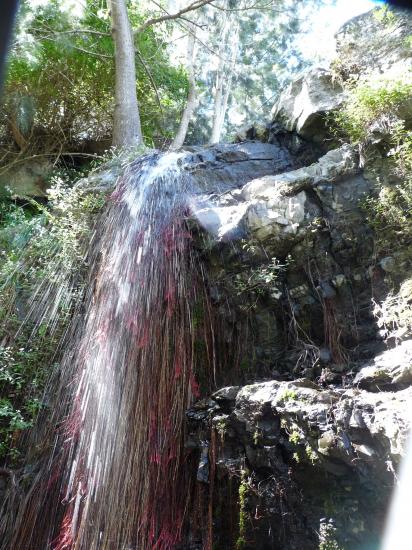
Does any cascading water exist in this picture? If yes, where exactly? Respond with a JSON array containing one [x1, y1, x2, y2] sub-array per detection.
[[6, 152, 215, 549]]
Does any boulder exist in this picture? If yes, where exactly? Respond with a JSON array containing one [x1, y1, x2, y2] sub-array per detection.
[[270, 7, 412, 145], [0, 159, 54, 198], [185, 141, 295, 192], [271, 68, 345, 143], [192, 144, 362, 248], [354, 339, 412, 391], [188, 374, 411, 549]]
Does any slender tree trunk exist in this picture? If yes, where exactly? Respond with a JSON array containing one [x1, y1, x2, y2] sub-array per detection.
[[209, 61, 224, 144], [216, 29, 239, 137], [109, 0, 143, 148], [209, 12, 239, 145], [170, 31, 197, 150]]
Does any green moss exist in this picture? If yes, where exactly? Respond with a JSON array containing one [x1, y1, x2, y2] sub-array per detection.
[[281, 388, 298, 402], [236, 470, 249, 549]]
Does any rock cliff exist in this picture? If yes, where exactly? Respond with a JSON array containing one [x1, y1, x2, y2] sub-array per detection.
[[183, 7, 412, 549]]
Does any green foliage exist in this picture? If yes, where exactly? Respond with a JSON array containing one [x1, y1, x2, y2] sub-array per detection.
[[361, 119, 412, 251], [236, 470, 249, 550], [373, 278, 412, 339], [319, 521, 343, 550], [1, 0, 188, 165], [0, 174, 105, 460], [333, 70, 412, 257], [305, 444, 318, 465], [333, 72, 412, 143], [281, 388, 297, 402], [373, 5, 398, 26], [332, 66, 412, 340], [0, 339, 57, 460], [232, 256, 289, 299], [289, 430, 300, 445]]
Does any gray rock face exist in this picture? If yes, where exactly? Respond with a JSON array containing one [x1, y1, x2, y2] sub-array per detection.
[[269, 7, 412, 146], [354, 339, 412, 391], [335, 7, 412, 76], [76, 141, 297, 196], [0, 160, 53, 198], [75, 163, 123, 194], [192, 144, 363, 247], [185, 141, 295, 192], [271, 68, 345, 143], [188, 377, 411, 549]]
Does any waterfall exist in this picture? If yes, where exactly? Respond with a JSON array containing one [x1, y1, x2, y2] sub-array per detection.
[[7, 152, 214, 549]]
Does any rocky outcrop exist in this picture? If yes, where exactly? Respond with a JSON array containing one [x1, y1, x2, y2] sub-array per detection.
[[0, 159, 53, 198], [270, 68, 344, 144], [53, 8, 412, 550], [76, 141, 304, 196], [184, 7, 412, 550], [192, 144, 360, 244], [335, 7, 412, 77], [267, 7, 412, 148], [187, 378, 411, 549], [354, 339, 412, 392]]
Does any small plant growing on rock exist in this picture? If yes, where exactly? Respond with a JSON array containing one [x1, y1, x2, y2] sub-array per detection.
[[236, 469, 249, 550], [373, 5, 398, 26], [319, 519, 343, 550], [289, 430, 301, 445], [215, 417, 228, 441], [253, 429, 261, 446], [305, 444, 318, 465], [281, 388, 298, 402]]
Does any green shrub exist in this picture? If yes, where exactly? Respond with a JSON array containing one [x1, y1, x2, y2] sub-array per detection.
[[0, 173, 105, 460], [333, 70, 412, 255], [333, 72, 412, 143]]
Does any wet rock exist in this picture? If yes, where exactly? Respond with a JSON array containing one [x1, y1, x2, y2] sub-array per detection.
[[186, 141, 295, 193], [75, 163, 123, 193], [379, 256, 396, 273]]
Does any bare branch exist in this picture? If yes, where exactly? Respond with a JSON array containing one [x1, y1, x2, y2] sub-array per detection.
[[146, 1, 233, 64], [211, 0, 282, 11], [34, 28, 111, 37], [135, 0, 215, 34], [71, 45, 113, 59], [135, 47, 163, 114]]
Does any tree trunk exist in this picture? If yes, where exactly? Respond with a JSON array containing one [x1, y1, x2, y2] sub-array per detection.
[[109, 0, 143, 148], [209, 12, 239, 145], [209, 61, 224, 144], [170, 31, 197, 150], [216, 29, 239, 138]]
